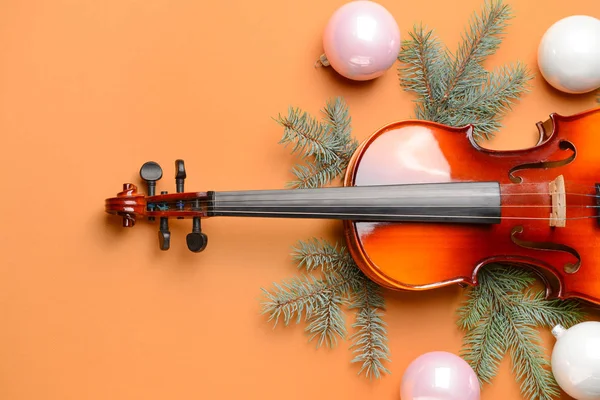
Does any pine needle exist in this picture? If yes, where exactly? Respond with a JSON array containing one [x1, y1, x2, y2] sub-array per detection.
[[460, 310, 507, 384], [457, 265, 584, 399], [292, 238, 352, 273], [443, 0, 512, 101], [288, 161, 345, 189], [276, 97, 358, 188], [306, 290, 346, 348], [398, 0, 533, 140], [445, 62, 531, 140], [261, 274, 342, 327], [504, 312, 558, 400], [276, 106, 341, 166], [398, 24, 449, 119], [349, 278, 391, 379]]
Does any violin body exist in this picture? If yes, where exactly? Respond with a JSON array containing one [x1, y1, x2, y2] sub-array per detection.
[[105, 107, 600, 305], [344, 108, 600, 303]]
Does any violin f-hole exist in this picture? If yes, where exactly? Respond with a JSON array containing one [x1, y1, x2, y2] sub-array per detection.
[[510, 225, 581, 274], [508, 140, 576, 183]]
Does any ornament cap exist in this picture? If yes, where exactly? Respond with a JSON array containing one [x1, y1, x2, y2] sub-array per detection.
[[552, 324, 567, 339], [314, 54, 330, 68]]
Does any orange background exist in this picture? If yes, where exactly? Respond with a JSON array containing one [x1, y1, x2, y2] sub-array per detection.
[[1, 0, 599, 399]]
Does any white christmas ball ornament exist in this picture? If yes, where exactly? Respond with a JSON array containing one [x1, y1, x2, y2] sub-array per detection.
[[538, 15, 600, 93], [551, 322, 600, 400]]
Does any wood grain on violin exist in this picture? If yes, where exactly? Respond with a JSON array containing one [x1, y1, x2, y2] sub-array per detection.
[[105, 107, 600, 305]]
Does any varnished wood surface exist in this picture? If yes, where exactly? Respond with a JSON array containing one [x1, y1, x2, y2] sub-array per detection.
[[344, 108, 600, 304]]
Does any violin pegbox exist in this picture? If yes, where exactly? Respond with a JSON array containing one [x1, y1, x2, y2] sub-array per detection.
[[138, 159, 208, 253]]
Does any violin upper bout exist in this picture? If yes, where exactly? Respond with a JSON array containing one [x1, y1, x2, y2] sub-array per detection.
[[105, 183, 147, 227], [534, 106, 600, 146]]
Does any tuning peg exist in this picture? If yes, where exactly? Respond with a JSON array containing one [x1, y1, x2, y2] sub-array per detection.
[[157, 190, 170, 250], [186, 217, 207, 252], [175, 159, 186, 193], [140, 161, 163, 222], [158, 221, 170, 250], [140, 161, 163, 196]]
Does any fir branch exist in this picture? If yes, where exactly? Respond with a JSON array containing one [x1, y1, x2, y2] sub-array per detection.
[[397, 0, 533, 139], [261, 274, 340, 326], [443, 0, 512, 101], [457, 265, 584, 399], [306, 289, 346, 348], [261, 270, 350, 347], [276, 107, 341, 166], [292, 238, 353, 273], [397, 24, 448, 118], [277, 97, 358, 188], [445, 62, 531, 140], [287, 160, 345, 189], [262, 236, 391, 377], [512, 290, 584, 328], [322, 97, 358, 160], [504, 311, 558, 400], [349, 278, 390, 379], [460, 309, 507, 384], [290, 238, 374, 298]]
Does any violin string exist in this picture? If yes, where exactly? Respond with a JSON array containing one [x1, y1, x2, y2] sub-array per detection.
[[194, 209, 598, 221], [154, 204, 596, 209], [149, 199, 596, 209], [190, 191, 599, 200], [561, 181, 600, 191], [206, 180, 600, 193], [146, 201, 597, 219]]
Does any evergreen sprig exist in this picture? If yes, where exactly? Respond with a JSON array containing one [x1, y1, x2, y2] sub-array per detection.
[[398, 0, 532, 141], [349, 276, 390, 379], [275, 97, 358, 188], [398, 0, 586, 398], [262, 102, 391, 378], [457, 266, 584, 399]]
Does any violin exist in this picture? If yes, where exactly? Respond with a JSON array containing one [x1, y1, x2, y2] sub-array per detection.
[[106, 107, 600, 305]]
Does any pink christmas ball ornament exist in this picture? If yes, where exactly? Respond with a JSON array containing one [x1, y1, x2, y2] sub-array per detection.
[[400, 351, 481, 400], [318, 1, 401, 81]]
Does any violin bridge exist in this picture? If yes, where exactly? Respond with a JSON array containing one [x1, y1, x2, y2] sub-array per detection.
[[549, 174, 566, 228]]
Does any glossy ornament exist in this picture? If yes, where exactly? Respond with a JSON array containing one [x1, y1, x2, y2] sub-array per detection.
[[400, 351, 480, 400], [317, 0, 400, 80], [538, 15, 600, 93], [551, 322, 600, 400]]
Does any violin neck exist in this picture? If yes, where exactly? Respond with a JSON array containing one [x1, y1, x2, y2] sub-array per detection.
[[209, 182, 502, 224]]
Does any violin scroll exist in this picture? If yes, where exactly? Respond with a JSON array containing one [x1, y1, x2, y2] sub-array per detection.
[[104, 183, 146, 227]]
